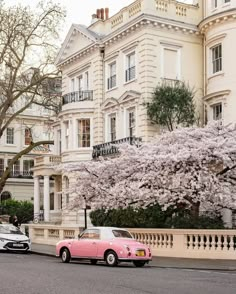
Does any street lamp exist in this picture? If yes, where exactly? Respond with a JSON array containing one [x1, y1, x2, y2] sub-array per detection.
[[84, 205, 91, 229]]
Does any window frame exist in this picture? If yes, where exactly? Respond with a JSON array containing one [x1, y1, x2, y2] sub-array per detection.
[[211, 44, 222, 74], [125, 52, 136, 83], [77, 118, 91, 148], [6, 128, 14, 145], [107, 61, 117, 90], [212, 103, 222, 121]]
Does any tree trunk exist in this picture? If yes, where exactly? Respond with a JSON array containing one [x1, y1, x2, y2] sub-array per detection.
[[190, 202, 200, 219], [0, 140, 54, 196]]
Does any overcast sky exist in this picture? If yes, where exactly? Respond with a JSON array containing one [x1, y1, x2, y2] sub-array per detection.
[[6, 0, 193, 40]]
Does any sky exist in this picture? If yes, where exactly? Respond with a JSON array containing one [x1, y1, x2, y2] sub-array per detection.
[[6, 0, 193, 40]]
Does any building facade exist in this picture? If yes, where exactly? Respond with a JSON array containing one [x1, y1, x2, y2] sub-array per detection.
[[33, 0, 236, 227], [0, 104, 53, 204]]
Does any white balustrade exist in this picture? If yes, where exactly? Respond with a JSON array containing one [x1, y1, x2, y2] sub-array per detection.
[[25, 225, 236, 260]]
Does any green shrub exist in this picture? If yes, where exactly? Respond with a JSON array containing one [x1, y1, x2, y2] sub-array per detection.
[[0, 199, 33, 224], [90, 205, 225, 229]]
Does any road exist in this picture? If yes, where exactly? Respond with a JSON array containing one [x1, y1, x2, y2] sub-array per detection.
[[0, 252, 235, 294]]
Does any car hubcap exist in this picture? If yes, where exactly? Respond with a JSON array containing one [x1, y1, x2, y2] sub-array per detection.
[[107, 254, 115, 264], [62, 251, 67, 261]]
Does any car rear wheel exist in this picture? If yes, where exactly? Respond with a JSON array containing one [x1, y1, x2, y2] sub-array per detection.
[[133, 261, 146, 267], [61, 248, 71, 263], [105, 250, 118, 267], [90, 259, 97, 265]]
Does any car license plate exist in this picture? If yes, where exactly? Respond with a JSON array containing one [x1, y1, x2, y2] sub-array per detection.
[[13, 243, 24, 248], [136, 250, 145, 257]]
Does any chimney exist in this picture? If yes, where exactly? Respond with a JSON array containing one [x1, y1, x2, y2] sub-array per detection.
[[105, 8, 109, 20], [100, 8, 104, 20], [91, 13, 97, 24], [96, 9, 101, 19]]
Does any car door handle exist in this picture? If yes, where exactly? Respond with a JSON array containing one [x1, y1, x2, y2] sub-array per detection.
[[92, 242, 96, 245]]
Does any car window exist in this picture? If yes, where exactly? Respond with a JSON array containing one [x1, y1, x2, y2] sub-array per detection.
[[80, 229, 100, 240], [0, 225, 24, 235], [112, 230, 133, 238]]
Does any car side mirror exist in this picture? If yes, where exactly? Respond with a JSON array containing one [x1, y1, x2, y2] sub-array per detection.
[[78, 234, 81, 239]]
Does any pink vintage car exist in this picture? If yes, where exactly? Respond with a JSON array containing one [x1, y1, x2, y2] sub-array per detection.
[[56, 227, 152, 267]]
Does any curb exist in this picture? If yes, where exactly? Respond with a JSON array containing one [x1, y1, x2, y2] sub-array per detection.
[[30, 251, 236, 271]]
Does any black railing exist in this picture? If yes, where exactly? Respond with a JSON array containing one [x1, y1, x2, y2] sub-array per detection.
[[125, 66, 136, 82], [107, 75, 116, 89], [62, 90, 93, 105], [92, 136, 142, 159], [8, 170, 33, 179]]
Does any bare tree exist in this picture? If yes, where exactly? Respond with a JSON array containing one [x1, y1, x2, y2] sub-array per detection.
[[0, 0, 65, 192]]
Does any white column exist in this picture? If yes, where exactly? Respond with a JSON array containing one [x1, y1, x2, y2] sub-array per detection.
[[54, 177, 59, 211], [33, 176, 40, 216], [43, 175, 50, 222]]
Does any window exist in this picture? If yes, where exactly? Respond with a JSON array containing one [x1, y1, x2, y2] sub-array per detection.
[[6, 128, 14, 144], [107, 62, 116, 90], [212, 0, 217, 8], [8, 159, 20, 177], [71, 78, 75, 91], [23, 160, 34, 176], [84, 71, 89, 90], [110, 115, 116, 141], [78, 119, 90, 148], [128, 110, 135, 137], [212, 103, 222, 120], [77, 75, 83, 91], [125, 52, 135, 82], [212, 44, 222, 74], [57, 130, 61, 154], [0, 159, 4, 175], [112, 230, 133, 238], [80, 229, 100, 239], [25, 128, 32, 145], [64, 121, 69, 150], [161, 45, 181, 80], [223, 0, 230, 4]]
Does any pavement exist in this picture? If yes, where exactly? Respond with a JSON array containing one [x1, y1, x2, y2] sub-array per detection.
[[31, 243, 236, 271]]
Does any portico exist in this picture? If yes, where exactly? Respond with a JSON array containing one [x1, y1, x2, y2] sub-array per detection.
[[32, 156, 62, 223]]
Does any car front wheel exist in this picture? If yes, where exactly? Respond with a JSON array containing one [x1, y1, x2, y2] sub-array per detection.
[[133, 261, 146, 267], [105, 250, 118, 267], [61, 248, 71, 263]]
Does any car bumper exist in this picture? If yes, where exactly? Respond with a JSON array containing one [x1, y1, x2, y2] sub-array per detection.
[[0, 242, 31, 251]]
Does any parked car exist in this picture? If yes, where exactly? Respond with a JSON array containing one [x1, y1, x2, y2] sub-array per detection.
[[56, 227, 152, 267], [0, 224, 31, 252]]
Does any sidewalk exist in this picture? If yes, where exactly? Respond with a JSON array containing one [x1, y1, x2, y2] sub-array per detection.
[[31, 243, 236, 271]]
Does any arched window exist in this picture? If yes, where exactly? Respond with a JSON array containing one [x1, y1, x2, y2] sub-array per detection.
[[1, 191, 12, 202]]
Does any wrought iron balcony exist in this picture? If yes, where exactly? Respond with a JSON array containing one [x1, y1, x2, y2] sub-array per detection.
[[92, 136, 142, 159], [62, 90, 93, 105], [9, 170, 33, 179]]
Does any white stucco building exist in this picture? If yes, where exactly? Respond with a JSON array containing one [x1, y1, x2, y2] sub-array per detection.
[[0, 105, 53, 204], [33, 0, 236, 227]]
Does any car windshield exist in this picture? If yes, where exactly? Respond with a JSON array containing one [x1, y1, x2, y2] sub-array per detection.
[[112, 229, 133, 238], [0, 225, 24, 235]]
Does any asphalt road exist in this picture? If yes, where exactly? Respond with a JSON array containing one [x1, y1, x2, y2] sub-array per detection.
[[0, 252, 235, 294]]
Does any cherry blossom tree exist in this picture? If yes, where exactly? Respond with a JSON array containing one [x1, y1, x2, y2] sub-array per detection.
[[63, 123, 236, 217]]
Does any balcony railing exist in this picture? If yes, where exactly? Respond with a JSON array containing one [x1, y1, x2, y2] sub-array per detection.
[[62, 91, 93, 105], [8, 170, 33, 179], [92, 136, 142, 159], [125, 66, 136, 82], [35, 156, 61, 167]]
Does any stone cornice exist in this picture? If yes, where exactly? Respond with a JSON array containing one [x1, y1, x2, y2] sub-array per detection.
[[203, 90, 231, 102], [199, 9, 236, 34], [58, 13, 200, 69]]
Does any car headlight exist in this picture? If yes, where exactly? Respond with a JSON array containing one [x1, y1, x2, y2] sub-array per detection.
[[0, 237, 8, 242], [123, 244, 131, 251]]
